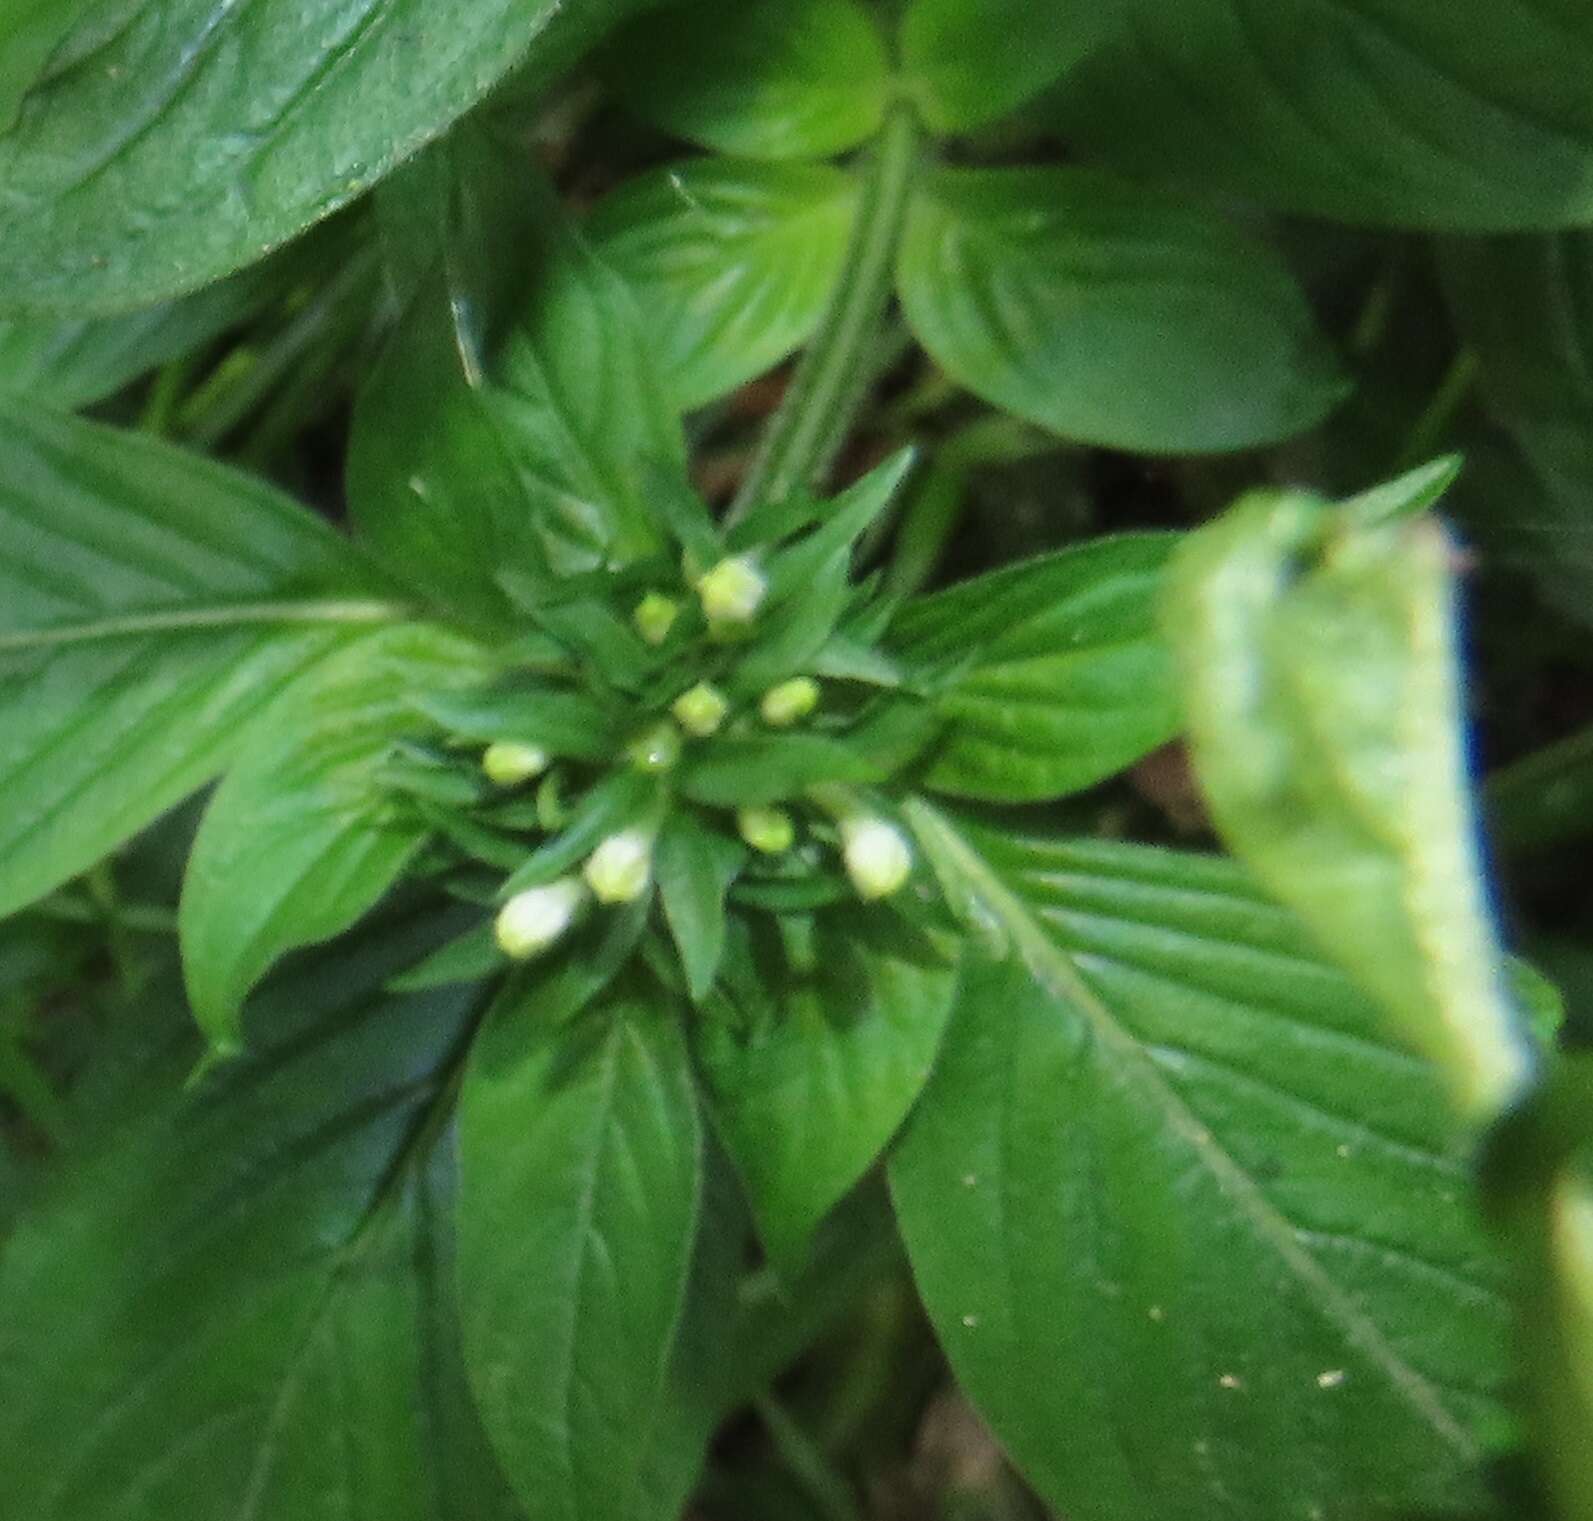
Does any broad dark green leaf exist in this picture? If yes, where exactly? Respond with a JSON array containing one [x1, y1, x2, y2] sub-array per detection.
[[459, 972, 702, 1521], [1163, 489, 1536, 1120], [603, 0, 890, 160], [0, 0, 653, 316], [349, 175, 679, 623], [899, 0, 1109, 132], [181, 624, 493, 1050], [893, 805, 1512, 1521], [1442, 230, 1593, 628], [0, 909, 527, 1521], [680, 733, 882, 807], [1051, 0, 1593, 231], [589, 158, 857, 409], [0, 401, 401, 922], [698, 908, 956, 1260], [0, 0, 95, 129], [888, 533, 1180, 802], [897, 167, 1346, 453]]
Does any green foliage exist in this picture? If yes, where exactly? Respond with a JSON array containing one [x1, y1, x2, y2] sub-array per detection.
[[2, 4, 1591, 1521]]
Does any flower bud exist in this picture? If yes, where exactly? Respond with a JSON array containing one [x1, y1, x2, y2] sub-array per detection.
[[495, 878, 586, 959], [696, 554, 766, 625], [628, 720, 683, 773], [737, 805, 796, 855], [840, 816, 912, 901], [672, 682, 729, 738], [482, 740, 550, 787], [633, 592, 680, 647], [759, 677, 820, 728], [583, 830, 654, 904]]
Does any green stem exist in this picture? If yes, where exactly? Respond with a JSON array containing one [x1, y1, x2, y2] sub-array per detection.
[[729, 101, 922, 524]]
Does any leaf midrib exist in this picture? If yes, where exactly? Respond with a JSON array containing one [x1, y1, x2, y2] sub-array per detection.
[[0, 598, 410, 653], [902, 796, 1479, 1460]]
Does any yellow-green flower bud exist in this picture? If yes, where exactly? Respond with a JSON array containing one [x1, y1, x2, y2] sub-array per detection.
[[583, 830, 654, 904], [628, 720, 683, 772], [759, 677, 820, 728], [840, 816, 912, 901], [672, 682, 729, 738], [737, 805, 796, 855], [482, 740, 550, 787], [633, 592, 680, 647], [696, 554, 766, 625], [495, 878, 586, 959]]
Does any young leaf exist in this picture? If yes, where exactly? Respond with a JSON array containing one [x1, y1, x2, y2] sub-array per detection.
[[698, 908, 957, 1261], [888, 533, 1180, 802], [0, 909, 526, 1521], [893, 805, 1513, 1521], [680, 733, 882, 808], [1163, 489, 1537, 1121], [603, 0, 890, 161], [0, 0, 655, 316], [656, 813, 746, 1000], [458, 972, 703, 1521], [180, 624, 493, 1050], [0, 400, 401, 923], [900, 0, 1111, 133], [589, 159, 858, 410], [1052, 1, 1593, 231], [415, 682, 623, 762], [897, 166, 1347, 453], [349, 172, 679, 622]]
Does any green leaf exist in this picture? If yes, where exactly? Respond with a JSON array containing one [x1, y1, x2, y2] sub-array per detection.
[[0, 908, 527, 1521], [888, 533, 1180, 802], [1489, 723, 1593, 851], [0, 0, 654, 316], [900, 0, 1110, 133], [415, 682, 622, 762], [893, 804, 1513, 1521], [603, 0, 890, 160], [656, 813, 745, 1000], [589, 158, 858, 410], [698, 908, 956, 1261], [897, 166, 1346, 453], [1052, 1, 1593, 231], [0, 400, 401, 922], [680, 733, 882, 808], [1162, 488, 1537, 1121], [458, 972, 703, 1521], [0, 0, 95, 130], [349, 173, 679, 623], [180, 624, 493, 1050]]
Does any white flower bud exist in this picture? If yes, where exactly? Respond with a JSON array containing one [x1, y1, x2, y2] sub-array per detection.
[[583, 829, 654, 904], [696, 554, 766, 624], [482, 740, 550, 787], [841, 816, 912, 901], [495, 878, 586, 959], [759, 676, 820, 728], [672, 682, 729, 738]]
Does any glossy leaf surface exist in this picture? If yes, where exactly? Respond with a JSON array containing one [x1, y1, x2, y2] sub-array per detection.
[[897, 167, 1346, 453], [696, 908, 957, 1259], [888, 534, 1180, 802], [893, 806, 1512, 1521], [0, 401, 396, 921], [0, 0, 651, 316], [1052, 0, 1593, 231], [1163, 490, 1536, 1120], [459, 973, 702, 1521], [603, 0, 890, 160], [589, 158, 857, 410]]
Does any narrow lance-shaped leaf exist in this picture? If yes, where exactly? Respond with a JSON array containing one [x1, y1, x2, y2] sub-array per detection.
[[1161, 485, 1537, 1121], [0, 0, 656, 316], [458, 970, 703, 1521], [893, 805, 1513, 1521], [0, 400, 402, 922], [888, 533, 1181, 802], [180, 623, 495, 1051], [0, 908, 527, 1521]]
